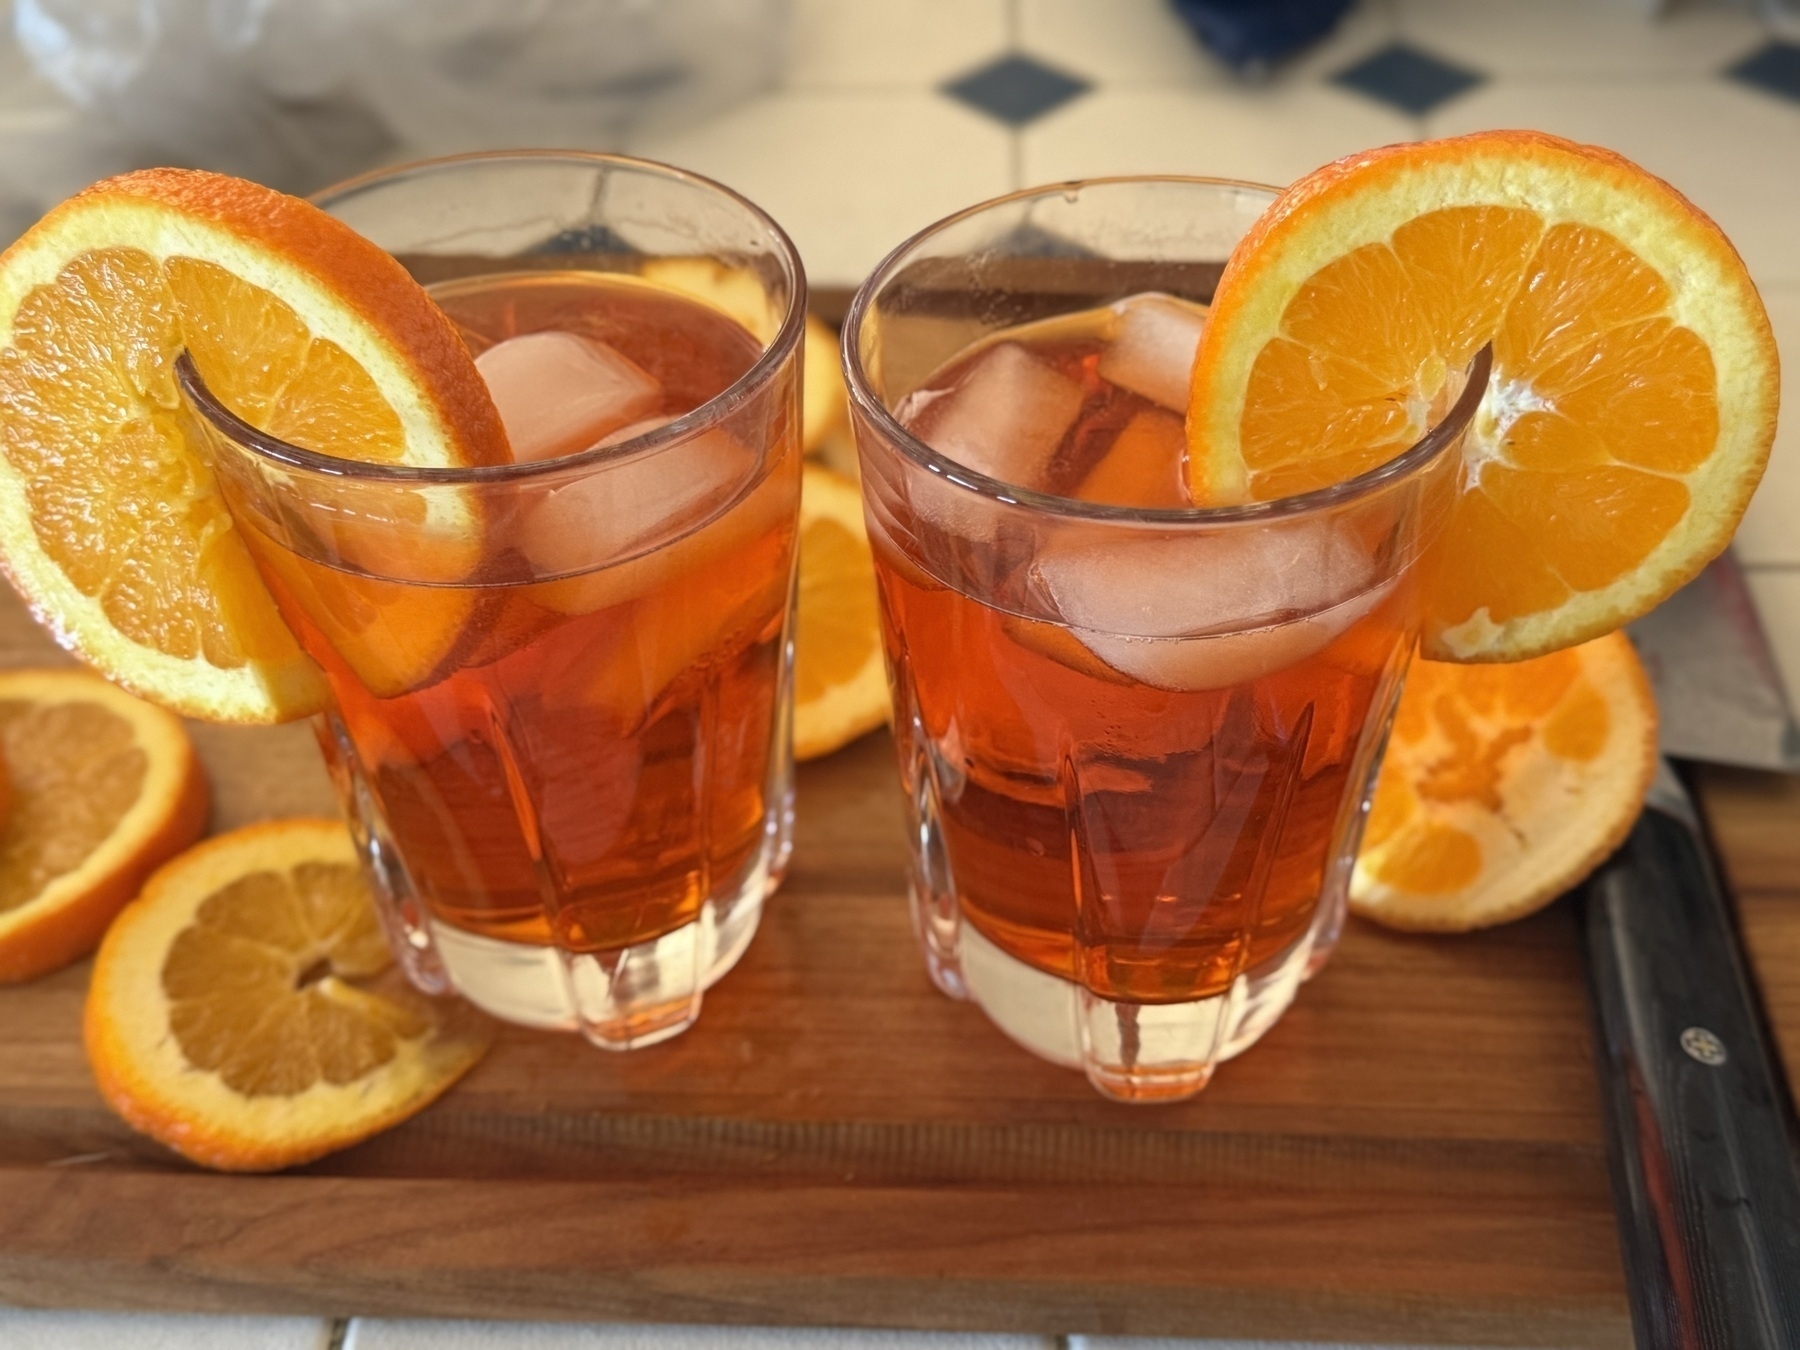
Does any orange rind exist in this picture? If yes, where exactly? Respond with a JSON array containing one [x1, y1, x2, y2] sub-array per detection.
[[86, 816, 492, 1171], [1188, 131, 1778, 663], [0, 169, 509, 721], [0, 667, 207, 982], [1351, 630, 1656, 931], [793, 465, 888, 760]]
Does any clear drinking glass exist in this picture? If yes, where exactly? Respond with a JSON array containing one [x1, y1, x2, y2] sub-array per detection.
[[182, 152, 805, 1050], [843, 178, 1486, 1101]]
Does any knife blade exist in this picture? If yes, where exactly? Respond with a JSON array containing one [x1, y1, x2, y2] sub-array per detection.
[[1582, 762, 1800, 1347], [1628, 551, 1800, 772]]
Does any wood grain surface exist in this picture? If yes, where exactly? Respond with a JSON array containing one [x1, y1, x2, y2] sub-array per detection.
[[0, 587, 1793, 1345], [1700, 768, 1800, 1107]]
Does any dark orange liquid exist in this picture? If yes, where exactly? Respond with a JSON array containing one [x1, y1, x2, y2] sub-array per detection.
[[877, 306, 1412, 1003], [239, 272, 798, 954]]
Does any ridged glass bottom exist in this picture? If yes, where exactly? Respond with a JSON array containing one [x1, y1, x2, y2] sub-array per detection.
[[426, 845, 774, 1048], [324, 637, 797, 1052], [919, 884, 1342, 1103]]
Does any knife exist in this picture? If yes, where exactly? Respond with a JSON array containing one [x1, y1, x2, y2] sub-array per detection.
[[1583, 554, 1800, 1347], [1628, 551, 1800, 773], [1582, 766, 1800, 1347]]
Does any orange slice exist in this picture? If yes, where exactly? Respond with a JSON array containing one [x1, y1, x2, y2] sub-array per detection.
[[0, 668, 206, 982], [0, 168, 509, 723], [802, 314, 860, 480], [86, 817, 492, 1171], [1350, 630, 1656, 931], [801, 314, 853, 460], [633, 260, 852, 463], [793, 465, 888, 760], [1188, 130, 1778, 663], [640, 257, 780, 343]]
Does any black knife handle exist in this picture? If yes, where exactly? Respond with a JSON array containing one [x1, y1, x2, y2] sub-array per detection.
[[1581, 800, 1800, 1348]]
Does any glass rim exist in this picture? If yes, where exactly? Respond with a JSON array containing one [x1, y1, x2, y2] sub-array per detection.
[[841, 173, 1490, 525], [180, 148, 807, 484]]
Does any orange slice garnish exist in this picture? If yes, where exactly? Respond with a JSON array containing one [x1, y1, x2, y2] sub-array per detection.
[[1351, 630, 1656, 931], [0, 668, 206, 982], [1188, 130, 1778, 663], [0, 169, 509, 722], [793, 465, 888, 760], [86, 817, 492, 1171]]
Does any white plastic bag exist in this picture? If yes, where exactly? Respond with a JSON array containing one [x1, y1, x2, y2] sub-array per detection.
[[2, 0, 790, 240]]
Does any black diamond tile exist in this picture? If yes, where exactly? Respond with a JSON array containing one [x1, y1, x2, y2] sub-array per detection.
[[943, 54, 1090, 128], [1332, 42, 1483, 116], [992, 222, 1097, 260], [1728, 41, 1800, 104], [529, 223, 640, 256]]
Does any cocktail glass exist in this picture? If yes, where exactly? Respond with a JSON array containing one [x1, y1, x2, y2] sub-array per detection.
[[843, 177, 1486, 1101], [181, 152, 805, 1049]]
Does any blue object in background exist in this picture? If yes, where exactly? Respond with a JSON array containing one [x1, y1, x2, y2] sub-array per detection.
[[1169, 0, 1358, 72]]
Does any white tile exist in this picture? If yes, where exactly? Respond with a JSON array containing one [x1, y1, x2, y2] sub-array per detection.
[[346, 1322, 1054, 1350], [1428, 78, 1800, 287], [1271, 0, 1408, 83], [1022, 85, 1416, 192], [630, 90, 1013, 289], [1395, 0, 1768, 77], [0, 1310, 331, 1350], [1018, 0, 1225, 86], [1020, 0, 1396, 86], [785, 0, 1010, 89], [1067, 1341, 1503, 1349], [1735, 285, 1800, 566], [1744, 567, 1800, 712]]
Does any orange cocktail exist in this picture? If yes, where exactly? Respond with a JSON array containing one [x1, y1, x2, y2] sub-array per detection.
[[187, 154, 804, 1050], [845, 179, 1482, 1101]]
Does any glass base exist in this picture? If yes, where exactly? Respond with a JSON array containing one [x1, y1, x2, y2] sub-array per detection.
[[931, 893, 1322, 1104], [329, 690, 796, 1052], [426, 837, 776, 1049]]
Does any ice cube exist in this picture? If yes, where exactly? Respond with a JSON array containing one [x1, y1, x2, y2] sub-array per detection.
[[1096, 294, 1208, 412], [520, 425, 766, 615], [900, 342, 1083, 490], [1031, 521, 1384, 691], [520, 423, 750, 577], [476, 331, 663, 463]]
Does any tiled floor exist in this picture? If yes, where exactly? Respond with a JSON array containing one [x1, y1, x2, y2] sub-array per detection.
[[1, 1, 1798, 1347], [344, 1324, 1053, 1349], [632, 0, 1800, 715], [0, 1310, 332, 1350]]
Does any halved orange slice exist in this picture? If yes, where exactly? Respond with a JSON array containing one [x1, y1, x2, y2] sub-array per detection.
[[1351, 630, 1656, 931], [0, 169, 510, 722], [1188, 131, 1778, 662], [793, 465, 888, 760], [0, 668, 207, 982], [86, 817, 492, 1171]]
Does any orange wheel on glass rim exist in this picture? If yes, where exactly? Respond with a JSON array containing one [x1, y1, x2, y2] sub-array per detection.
[[0, 668, 206, 983], [1187, 130, 1778, 663], [0, 169, 510, 723], [86, 817, 493, 1172], [1351, 630, 1656, 932]]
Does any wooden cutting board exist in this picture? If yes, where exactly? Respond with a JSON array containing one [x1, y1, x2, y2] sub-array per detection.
[[1, 585, 1796, 1347]]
